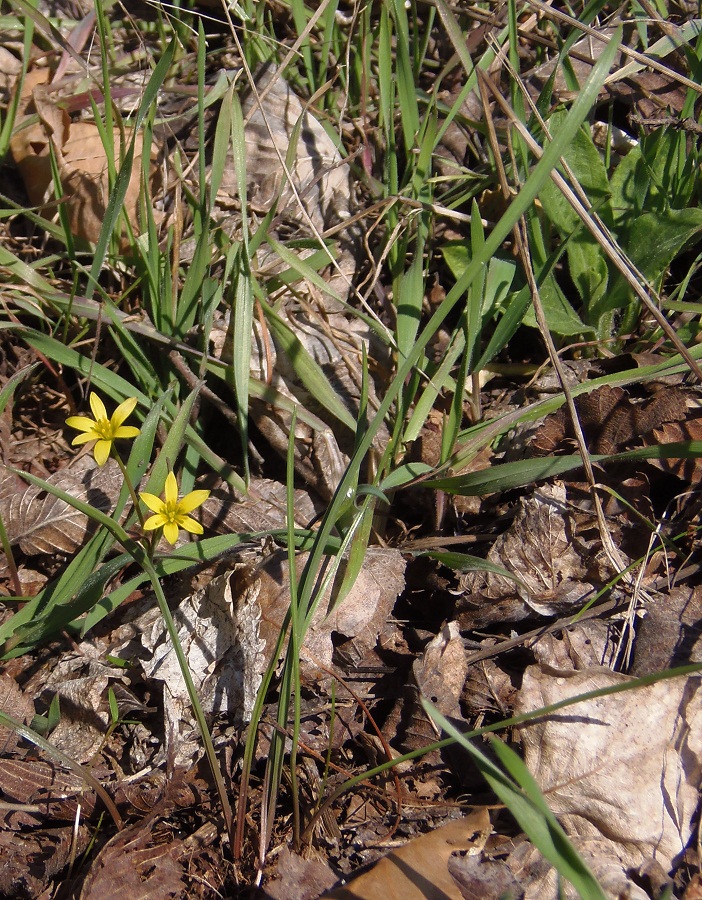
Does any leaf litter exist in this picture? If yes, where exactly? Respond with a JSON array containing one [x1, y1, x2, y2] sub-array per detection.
[[1, 5, 702, 900]]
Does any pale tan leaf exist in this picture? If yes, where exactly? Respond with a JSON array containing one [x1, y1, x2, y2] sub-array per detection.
[[322, 810, 491, 899], [515, 666, 702, 873], [10, 68, 152, 244]]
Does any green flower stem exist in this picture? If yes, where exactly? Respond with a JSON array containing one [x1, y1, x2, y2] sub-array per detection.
[[112, 448, 146, 530]]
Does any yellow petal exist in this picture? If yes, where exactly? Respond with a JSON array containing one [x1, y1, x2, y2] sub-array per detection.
[[143, 514, 166, 531], [140, 492, 165, 513], [113, 425, 141, 439], [177, 490, 210, 514], [164, 472, 179, 506], [93, 440, 111, 466], [89, 393, 108, 422], [72, 432, 97, 446], [177, 516, 204, 535], [163, 522, 180, 544], [112, 396, 138, 428], [66, 415, 98, 432]]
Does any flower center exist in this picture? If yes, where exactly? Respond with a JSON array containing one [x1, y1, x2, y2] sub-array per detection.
[[95, 417, 112, 439], [164, 502, 179, 524]]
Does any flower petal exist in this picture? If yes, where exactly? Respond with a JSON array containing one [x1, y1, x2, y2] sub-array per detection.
[[113, 425, 141, 439], [177, 515, 204, 535], [163, 522, 180, 545], [143, 514, 166, 531], [93, 440, 111, 466], [140, 492, 165, 513], [111, 396, 138, 428], [71, 432, 97, 446], [176, 490, 210, 514], [164, 472, 179, 506], [89, 393, 108, 422], [66, 415, 98, 433]]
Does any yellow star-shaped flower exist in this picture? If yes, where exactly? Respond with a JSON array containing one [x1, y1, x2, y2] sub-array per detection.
[[66, 392, 141, 466], [140, 472, 210, 545]]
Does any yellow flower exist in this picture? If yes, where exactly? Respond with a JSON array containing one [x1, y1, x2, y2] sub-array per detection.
[[140, 472, 210, 545], [66, 392, 141, 466]]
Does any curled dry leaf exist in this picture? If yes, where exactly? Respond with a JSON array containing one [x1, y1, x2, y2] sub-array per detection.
[[129, 545, 405, 764], [515, 665, 702, 891], [40, 653, 129, 764], [0, 457, 121, 556], [446, 854, 525, 900], [10, 68, 154, 244], [237, 65, 359, 298], [205, 70, 386, 499], [630, 584, 702, 676], [218, 293, 388, 499], [413, 622, 468, 722], [138, 558, 267, 765], [457, 483, 594, 630], [647, 416, 702, 484]]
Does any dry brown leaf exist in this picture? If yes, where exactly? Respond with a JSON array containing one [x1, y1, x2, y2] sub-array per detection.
[[40, 653, 129, 764], [446, 854, 525, 900], [0, 825, 91, 899], [529, 26, 621, 98], [457, 483, 594, 629], [0, 672, 34, 755], [531, 384, 688, 455], [257, 546, 407, 680], [1, 456, 121, 555], [515, 665, 702, 878], [10, 68, 152, 244], [199, 477, 321, 535], [630, 585, 702, 676], [0, 758, 88, 830], [265, 847, 338, 900], [501, 837, 652, 900], [225, 310, 387, 499], [78, 820, 188, 900], [647, 416, 702, 483], [239, 66, 354, 240], [530, 620, 613, 671], [321, 810, 491, 900]]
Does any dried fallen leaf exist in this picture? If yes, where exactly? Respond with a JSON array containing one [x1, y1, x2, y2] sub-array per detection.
[[0, 672, 34, 754], [127, 545, 405, 764], [457, 483, 594, 629], [321, 810, 491, 900], [647, 416, 702, 484], [265, 847, 338, 900], [40, 653, 128, 764], [515, 665, 702, 879], [0, 457, 121, 555], [78, 819, 188, 900], [10, 68, 153, 244], [0, 825, 90, 899], [413, 622, 468, 721]]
